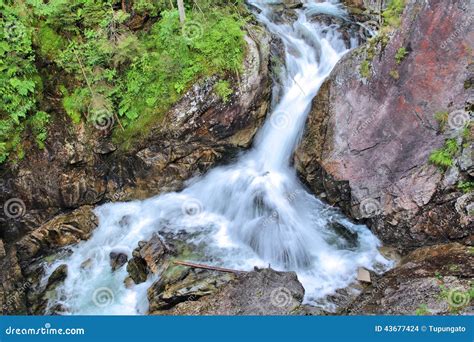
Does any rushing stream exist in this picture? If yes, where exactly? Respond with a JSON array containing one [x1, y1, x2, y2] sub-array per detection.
[[44, 0, 392, 314]]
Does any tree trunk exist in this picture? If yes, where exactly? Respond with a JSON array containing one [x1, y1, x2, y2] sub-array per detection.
[[177, 0, 186, 24]]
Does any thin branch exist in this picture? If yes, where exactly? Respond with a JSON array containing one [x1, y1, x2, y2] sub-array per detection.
[[173, 260, 246, 274]]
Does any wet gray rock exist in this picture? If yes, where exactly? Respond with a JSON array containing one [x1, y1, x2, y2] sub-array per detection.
[[93, 141, 117, 155], [459, 144, 474, 176], [126, 258, 149, 284], [15, 206, 98, 268], [127, 234, 172, 284], [46, 264, 68, 290], [148, 267, 235, 312], [152, 267, 305, 315], [109, 252, 128, 272], [455, 193, 474, 226]]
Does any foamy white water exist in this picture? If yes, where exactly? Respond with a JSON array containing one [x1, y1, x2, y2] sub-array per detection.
[[44, 1, 392, 315]]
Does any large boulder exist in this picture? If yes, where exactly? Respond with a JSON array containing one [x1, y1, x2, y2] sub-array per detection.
[[147, 267, 236, 312], [295, 0, 474, 249], [344, 243, 473, 315], [150, 267, 305, 315]]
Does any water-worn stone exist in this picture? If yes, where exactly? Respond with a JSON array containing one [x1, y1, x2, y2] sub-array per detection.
[[109, 252, 128, 272], [147, 267, 235, 312], [295, 0, 474, 249], [151, 267, 305, 315], [46, 264, 68, 290], [126, 234, 172, 284], [126, 258, 149, 284], [15, 206, 97, 267]]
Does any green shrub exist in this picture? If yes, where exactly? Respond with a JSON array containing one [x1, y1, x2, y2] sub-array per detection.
[[62, 88, 89, 124], [214, 80, 233, 103], [115, 9, 245, 142], [429, 139, 459, 169], [34, 23, 66, 60], [29, 111, 50, 148], [132, 0, 169, 16], [457, 181, 474, 193], [1, 0, 247, 161], [395, 47, 408, 64], [0, 1, 46, 163], [383, 0, 406, 28], [360, 60, 370, 78]]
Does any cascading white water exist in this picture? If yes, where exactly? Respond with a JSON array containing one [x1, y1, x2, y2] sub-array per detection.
[[44, 0, 392, 315]]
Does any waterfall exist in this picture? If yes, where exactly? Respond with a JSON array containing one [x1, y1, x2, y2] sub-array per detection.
[[44, 0, 392, 315]]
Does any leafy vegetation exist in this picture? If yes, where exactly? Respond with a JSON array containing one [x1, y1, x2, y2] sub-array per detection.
[[462, 121, 472, 145], [434, 111, 449, 132], [383, 0, 406, 28], [428, 139, 459, 169], [395, 47, 408, 64], [360, 60, 370, 78], [438, 282, 474, 314], [117, 8, 245, 144], [214, 80, 233, 103], [389, 70, 399, 80], [0, 0, 247, 163], [358, 27, 390, 80], [0, 0, 46, 163], [457, 181, 474, 193], [415, 304, 429, 315]]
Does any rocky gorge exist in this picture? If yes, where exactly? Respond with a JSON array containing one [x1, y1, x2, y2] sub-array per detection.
[[0, 0, 472, 316]]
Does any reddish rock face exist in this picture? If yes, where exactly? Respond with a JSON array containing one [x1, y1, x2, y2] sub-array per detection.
[[296, 0, 473, 249]]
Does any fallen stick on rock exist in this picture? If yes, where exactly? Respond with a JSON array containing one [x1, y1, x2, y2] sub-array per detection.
[[172, 260, 246, 274]]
